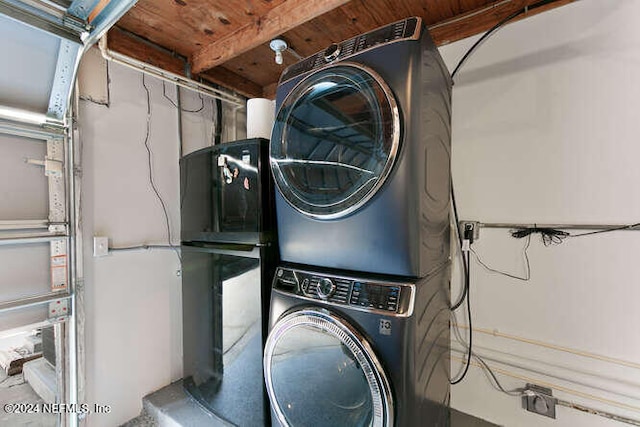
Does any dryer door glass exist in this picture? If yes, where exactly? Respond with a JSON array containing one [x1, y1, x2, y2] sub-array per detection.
[[264, 309, 393, 427], [271, 64, 400, 219]]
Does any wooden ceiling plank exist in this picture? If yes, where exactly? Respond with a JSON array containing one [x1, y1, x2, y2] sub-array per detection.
[[262, 81, 278, 99], [191, 0, 352, 73]]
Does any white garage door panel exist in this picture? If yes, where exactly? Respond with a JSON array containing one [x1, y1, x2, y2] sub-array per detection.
[[0, 133, 48, 220], [0, 304, 51, 332], [0, 14, 61, 114], [0, 243, 50, 302]]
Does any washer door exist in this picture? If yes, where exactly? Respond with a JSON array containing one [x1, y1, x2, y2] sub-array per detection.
[[264, 308, 393, 427], [270, 64, 400, 219]]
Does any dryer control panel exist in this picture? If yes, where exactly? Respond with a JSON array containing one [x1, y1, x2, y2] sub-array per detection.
[[273, 267, 415, 316], [280, 17, 421, 84]]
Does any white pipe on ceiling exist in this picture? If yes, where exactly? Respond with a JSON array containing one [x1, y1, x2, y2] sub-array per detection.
[[98, 35, 245, 108]]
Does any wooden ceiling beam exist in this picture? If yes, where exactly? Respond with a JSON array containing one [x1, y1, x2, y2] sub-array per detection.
[[191, 0, 351, 74], [260, 0, 574, 99], [108, 27, 262, 98], [108, 27, 186, 76]]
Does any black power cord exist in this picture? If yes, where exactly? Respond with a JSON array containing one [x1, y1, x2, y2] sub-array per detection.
[[161, 80, 205, 113], [511, 227, 569, 245], [450, 188, 469, 311], [451, 250, 472, 384], [448, 0, 568, 386], [451, 0, 565, 81], [142, 74, 182, 264], [449, 1, 565, 311]]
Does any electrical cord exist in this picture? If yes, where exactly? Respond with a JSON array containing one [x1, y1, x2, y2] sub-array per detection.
[[511, 227, 569, 245], [213, 97, 222, 145], [161, 81, 205, 113], [451, 311, 529, 398], [141, 74, 182, 264], [471, 233, 531, 281], [450, 186, 469, 311], [447, 2, 562, 312], [451, 251, 472, 384], [451, 0, 564, 81]]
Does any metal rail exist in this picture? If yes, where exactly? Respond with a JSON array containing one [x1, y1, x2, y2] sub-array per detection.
[[0, 116, 65, 139], [458, 220, 640, 233], [0, 291, 71, 314], [0, 232, 67, 245], [0, 0, 86, 42], [463, 221, 640, 232], [0, 219, 50, 230]]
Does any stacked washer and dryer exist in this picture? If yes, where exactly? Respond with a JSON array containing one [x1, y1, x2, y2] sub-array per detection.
[[264, 17, 453, 427]]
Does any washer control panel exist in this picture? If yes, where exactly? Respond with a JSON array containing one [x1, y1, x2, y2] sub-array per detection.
[[280, 17, 421, 83], [273, 267, 414, 315]]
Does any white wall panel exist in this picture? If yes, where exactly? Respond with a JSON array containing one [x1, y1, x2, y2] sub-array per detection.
[[0, 243, 50, 301], [439, 1, 640, 425], [0, 134, 48, 220], [0, 15, 60, 113]]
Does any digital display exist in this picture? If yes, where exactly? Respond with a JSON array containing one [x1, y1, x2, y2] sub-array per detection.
[[359, 284, 387, 306]]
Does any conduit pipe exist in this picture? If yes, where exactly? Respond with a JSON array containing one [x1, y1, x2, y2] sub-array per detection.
[[450, 354, 640, 426], [98, 35, 245, 108], [450, 342, 640, 404], [456, 324, 640, 370]]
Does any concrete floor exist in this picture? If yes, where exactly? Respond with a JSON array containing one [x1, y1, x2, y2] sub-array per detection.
[[123, 380, 499, 427], [451, 409, 499, 427], [0, 371, 57, 427]]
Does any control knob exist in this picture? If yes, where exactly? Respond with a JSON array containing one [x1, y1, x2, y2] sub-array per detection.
[[323, 43, 341, 62], [317, 277, 336, 299]]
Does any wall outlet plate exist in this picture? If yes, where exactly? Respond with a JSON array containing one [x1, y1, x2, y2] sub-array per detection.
[[93, 236, 109, 257], [523, 384, 556, 419], [459, 221, 480, 241]]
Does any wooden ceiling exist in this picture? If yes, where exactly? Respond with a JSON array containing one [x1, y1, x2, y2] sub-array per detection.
[[108, 0, 574, 99]]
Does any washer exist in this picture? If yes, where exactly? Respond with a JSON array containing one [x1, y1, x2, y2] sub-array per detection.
[[264, 265, 450, 427], [270, 17, 452, 277]]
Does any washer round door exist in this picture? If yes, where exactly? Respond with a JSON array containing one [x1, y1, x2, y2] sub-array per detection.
[[264, 308, 394, 427], [270, 63, 401, 219]]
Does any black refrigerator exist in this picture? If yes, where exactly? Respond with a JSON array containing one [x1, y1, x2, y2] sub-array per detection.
[[180, 138, 277, 427]]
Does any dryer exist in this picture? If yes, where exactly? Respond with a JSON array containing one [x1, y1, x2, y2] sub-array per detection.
[[270, 17, 452, 277], [263, 264, 450, 427]]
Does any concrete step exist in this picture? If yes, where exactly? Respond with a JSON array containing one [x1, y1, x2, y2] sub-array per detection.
[[122, 381, 232, 427], [22, 357, 57, 404]]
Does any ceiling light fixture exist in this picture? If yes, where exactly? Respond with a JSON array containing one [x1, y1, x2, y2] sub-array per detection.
[[269, 38, 288, 65]]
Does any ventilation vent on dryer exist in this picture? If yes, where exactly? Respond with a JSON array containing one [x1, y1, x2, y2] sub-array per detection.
[[329, 281, 351, 304], [307, 280, 318, 295]]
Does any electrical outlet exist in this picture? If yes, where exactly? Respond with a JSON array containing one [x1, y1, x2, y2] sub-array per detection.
[[523, 384, 556, 419], [93, 236, 109, 257], [459, 221, 480, 242]]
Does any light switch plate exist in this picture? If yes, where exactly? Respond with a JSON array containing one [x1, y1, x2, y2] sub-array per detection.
[[93, 236, 109, 257]]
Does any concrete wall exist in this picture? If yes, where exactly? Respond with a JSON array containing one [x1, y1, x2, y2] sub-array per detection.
[[439, 1, 640, 425], [79, 58, 182, 426], [78, 49, 246, 425]]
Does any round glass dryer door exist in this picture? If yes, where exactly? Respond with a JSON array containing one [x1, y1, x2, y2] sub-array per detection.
[[264, 309, 393, 427], [270, 64, 400, 219]]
